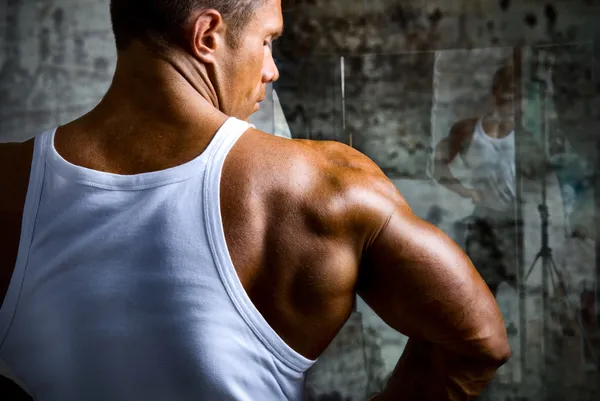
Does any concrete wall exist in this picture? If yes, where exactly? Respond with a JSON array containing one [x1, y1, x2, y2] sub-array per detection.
[[1, 1, 599, 400], [0, 0, 286, 142], [0, 0, 114, 142]]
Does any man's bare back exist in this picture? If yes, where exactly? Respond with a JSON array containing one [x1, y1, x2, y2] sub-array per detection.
[[0, 120, 369, 359]]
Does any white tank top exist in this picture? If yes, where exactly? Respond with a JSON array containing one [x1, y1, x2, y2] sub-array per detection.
[[0, 117, 315, 400], [462, 118, 516, 212]]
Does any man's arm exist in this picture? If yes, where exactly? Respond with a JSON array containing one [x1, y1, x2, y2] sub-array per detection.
[[0, 141, 35, 401], [357, 182, 510, 400], [0, 140, 35, 306], [432, 120, 479, 201]]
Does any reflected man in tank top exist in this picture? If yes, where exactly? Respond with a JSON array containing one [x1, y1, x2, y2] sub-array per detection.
[[432, 64, 543, 296]]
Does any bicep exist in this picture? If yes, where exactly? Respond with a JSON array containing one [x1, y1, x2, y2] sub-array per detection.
[[434, 121, 477, 165], [357, 204, 505, 356], [434, 126, 467, 164]]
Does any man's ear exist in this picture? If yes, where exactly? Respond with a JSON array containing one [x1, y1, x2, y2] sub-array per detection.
[[189, 9, 226, 63]]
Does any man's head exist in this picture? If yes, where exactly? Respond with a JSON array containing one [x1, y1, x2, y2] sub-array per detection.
[[491, 64, 515, 113], [109, 0, 283, 120]]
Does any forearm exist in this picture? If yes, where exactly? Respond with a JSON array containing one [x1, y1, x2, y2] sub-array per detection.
[[432, 163, 471, 198], [376, 339, 504, 401]]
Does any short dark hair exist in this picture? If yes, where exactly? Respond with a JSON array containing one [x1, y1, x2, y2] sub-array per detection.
[[109, 0, 265, 52], [491, 64, 514, 93]]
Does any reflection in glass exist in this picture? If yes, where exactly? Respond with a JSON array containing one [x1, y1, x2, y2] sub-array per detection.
[[1, 0, 598, 399], [275, 23, 599, 400]]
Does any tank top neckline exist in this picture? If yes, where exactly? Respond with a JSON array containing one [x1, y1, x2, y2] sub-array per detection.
[[45, 117, 251, 190], [475, 117, 514, 143]]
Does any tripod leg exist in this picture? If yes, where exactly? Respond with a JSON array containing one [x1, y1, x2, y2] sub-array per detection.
[[548, 263, 558, 295], [549, 258, 568, 292], [526, 251, 542, 281]]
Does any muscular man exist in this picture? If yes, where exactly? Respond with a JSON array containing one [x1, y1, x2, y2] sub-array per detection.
[[0, 1, 509, 400], [432, 65, 542, 296]]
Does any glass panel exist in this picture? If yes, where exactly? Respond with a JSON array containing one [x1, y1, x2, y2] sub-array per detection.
[[274, 55, 345, 142], [274, 2, 600, 400], [248, 82, 275, 134], [343, 52, 434, 179]]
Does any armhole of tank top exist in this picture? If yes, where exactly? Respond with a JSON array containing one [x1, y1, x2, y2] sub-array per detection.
[[203, 118, 315, 373], [0, 131, 48, 350]]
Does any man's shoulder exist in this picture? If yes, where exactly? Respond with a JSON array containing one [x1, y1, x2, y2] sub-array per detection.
[[449, 117, 478, 139], [0, 139, 35, 202], [242, 131, 402, 242], [247, 130, 395, 196], [0, 137, 35, 155], [0, 138, 35, 174]]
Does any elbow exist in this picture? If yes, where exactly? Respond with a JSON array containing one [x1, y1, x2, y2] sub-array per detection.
[[456, 314, 512, 369], [487, 337, 512, 368], [430, 161, 443, 180], [469, 290, 513, 368], [477, 327, 512, 369]]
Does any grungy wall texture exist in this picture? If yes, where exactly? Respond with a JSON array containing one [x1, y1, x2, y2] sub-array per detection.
[[1, 1, 600, 401], [0, 0, 115, 142], [0, 0, 284, 141]]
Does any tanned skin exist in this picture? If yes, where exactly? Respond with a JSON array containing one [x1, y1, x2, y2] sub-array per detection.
[[0, 0, 510, 399]]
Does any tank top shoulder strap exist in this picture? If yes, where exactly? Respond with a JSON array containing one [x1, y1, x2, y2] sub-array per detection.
[[205, 117, 254, 166], [202, 117, 316, 372], [472, 117, 487, 141]]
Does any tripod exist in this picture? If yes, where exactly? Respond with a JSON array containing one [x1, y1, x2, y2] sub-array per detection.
[[523, 64, 598, 377]]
